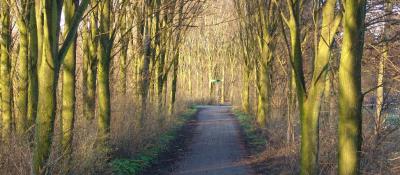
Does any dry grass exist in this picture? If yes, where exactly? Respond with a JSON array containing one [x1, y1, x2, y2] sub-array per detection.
[[0, 136, 32, 175], [237, 103, 400, 175], [0, 91, 198, 174]]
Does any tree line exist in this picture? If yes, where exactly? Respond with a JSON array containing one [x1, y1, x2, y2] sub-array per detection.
[[0, 0, 204, 174], [225, 0, 398, 174]]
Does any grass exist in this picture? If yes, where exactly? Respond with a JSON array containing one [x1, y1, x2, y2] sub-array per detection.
[[111, 106, 198, 175], [233, 109, 301, 174], [233, 110, 266, 153]]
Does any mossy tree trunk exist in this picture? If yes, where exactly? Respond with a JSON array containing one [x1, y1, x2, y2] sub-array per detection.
[[60, 0, 78, 170], [229, 56, 235, 103], [32, 0, 89, 173], [234, 0, 253, 114], [0, 0, 12, 141], [139, 0, 153, 123], [156, 0, 169, 114], [256, 61, 272, 127], [242, 67, 251, 114], [338, 0, 366, 174], [119, 11, 129, 95], [96, 0, 113, 145], [157, 41, 167, 112], [134, 3, 145, 103], [27, 3, 38, 131], [169, 52, 179, 115], [279, 0, 341, 174], [255, 0, 277, 128], [287, 70, 296, 144], [33, 0, 62, 172], [82, 10, 98, 121], [13, 0, 33, 136], [301, 1, 341, 174], [169, 0, 184, 115]]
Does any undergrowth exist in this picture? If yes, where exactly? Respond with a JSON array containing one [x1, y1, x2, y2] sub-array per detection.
[[233, 109, 300, 174], [233, 110, 266, 153], [111, 106, 198, 175]]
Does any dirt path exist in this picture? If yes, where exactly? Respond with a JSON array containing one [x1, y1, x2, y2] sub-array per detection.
[[171, 105, 253, 175]]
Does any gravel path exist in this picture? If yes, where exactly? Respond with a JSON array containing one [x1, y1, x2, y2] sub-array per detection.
[[171, 105, 253, 175]]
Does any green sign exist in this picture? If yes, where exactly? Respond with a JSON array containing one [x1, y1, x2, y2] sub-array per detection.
[[210, 79, 223, 83]]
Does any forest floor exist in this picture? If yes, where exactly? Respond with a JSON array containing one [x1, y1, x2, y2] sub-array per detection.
[[143, 105, 255, 175]]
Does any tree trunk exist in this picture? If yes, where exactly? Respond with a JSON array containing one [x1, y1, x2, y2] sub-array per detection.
[[230, 58, 235, 103], [256, 61, 272, 128], [0, 0, 12, 141], [96, 0, 112, 144], [287, 70, 296, 144], [282, 1, 341, 174], [82, 8, 98, 121], [188, 55, 193, 97], [338, 0, 366, 174], [27, 4, 38, 131], [375, 0, 392, 138], [242, 68, 250, 113], [119, 14, 128, 95], [169, 52, 179, 115], [14, 1, 30, 135], [139, 0, 153, 123], [32, 0, 89, 173], [33, 1, 60, 171], [60, 0, 78, 170]]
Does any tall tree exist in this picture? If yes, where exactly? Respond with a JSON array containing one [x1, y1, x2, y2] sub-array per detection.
[[119, 11, 129, 95], [169, 52, 179, 114], [277, 0, 342, 173], [255, 0, 277, 127], [234, 0, 254, 113], [156, 3, 168, 112], [169, 0, 185, 115], [96, 0, 113, 144], [139, 0, 153, 122], [60, 0, 78, 170], [82, 4, 98, 121], [338, 0, 367, 174], [12, 0, 34, 135], [375, 0, 392, 138], [32, 0, 89, 173], [27, 1, 38, 131], [0, 0, 12, 141]]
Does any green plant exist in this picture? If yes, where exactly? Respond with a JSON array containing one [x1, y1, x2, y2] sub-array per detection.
[[234, 110, 266, 152], [111, 108, 197, 175]]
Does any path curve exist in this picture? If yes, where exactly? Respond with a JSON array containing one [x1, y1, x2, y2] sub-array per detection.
[[171, 105, 253, 175]]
